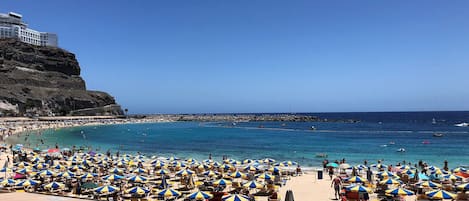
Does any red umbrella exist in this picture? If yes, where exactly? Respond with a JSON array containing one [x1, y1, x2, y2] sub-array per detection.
[[48, 149, 60, 153]]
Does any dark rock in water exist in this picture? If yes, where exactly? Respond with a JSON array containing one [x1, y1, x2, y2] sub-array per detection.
[[0, 38, 123, 116]]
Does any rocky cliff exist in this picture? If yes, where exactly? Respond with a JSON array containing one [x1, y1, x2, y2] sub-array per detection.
[[0, 38, 123, 116]]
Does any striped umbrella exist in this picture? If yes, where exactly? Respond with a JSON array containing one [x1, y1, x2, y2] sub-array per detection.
[[53, 164, 65, 170], [385, 187, 414, 196], [32, 163, 48, 170], [379, 178, 401, 185], [457, 183, 469, 191], [109, 167, 123, 174], [346, 176, 368, 183], [213, 179, 232, 186], [229, 171, 246, 179], [16, 179, 41, 187], [377, 171, 395, 177], [268, 167, 281, 173], [58, 171, 75, 178], [257, 172, 275, 180], [39, 169, 57, 177], [44, 182, 65, 190], [126, 186, 150, 195], [16, 168, 32, 174], [152, 161, 166, 168], [127, 175, 148, 183], [167, 156, 180, 161], [0, 178, 16, 186], [452, 167, 467, 173], [444, 174, 463, 181], [132, 167, 148, 174], [94, 185, 119, 194], [243, 180, 264, 189], [371, 164, 387, 169], [188, 191, 213, 200], [416, 181, 442, 188], [176, 169, 194, 176], [346, 185, 373, 193], [0, 167, 12, 172], [172, 161, 186, 168], [157, 188, 181, 198], [426, 190, 456, 199], [281, 161, 297, 166], [403, 169, 415, 175], [103, 174, 124, 181], [244, 165, 258, 172], [222, 194, 250, 201], [15, 162, 30, 168], [203, 170, 219, 177], [155, 169, 170, 175], [220, 164, 233, 170], [80, 173, 98, 180], [243, 159, 253, 164]]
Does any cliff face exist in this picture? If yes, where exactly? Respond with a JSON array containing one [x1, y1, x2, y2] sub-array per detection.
[[0, 38, 123, 116]]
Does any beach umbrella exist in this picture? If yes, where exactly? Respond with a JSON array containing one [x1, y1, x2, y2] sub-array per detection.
[[0, 178, 16, 186], [109, 167, 123, 174], [69, 165, 85, 171], [203, 170, 219, 177], [152, 161, 166, 168], [39, 169, 56, 177], [339, 163, 351, 169], [175, 169, 194, 176], [243, 159, 253, 164], [213, 179, 232, 186], [16, 179, 41, 187], [16, 168, 33, 174], [377, 171, 395, 178], [103, 174, 124, 181], [187, 191, 213, 200], [15, 161, 30, 168], [32, 163, 48, 170], [416, 181, 442, 188], [197, 164, 210, 170], [0, 167, 12, 172], [385, 187, 414, 196], [30, 157, 43, 163], [346, 185, 373, 193], [403, 169, 415, 175], [212, 162, 222, 167], [222, 194, 250, 201], [268, 167, 281, 173], [203, 159, 213, 164], [80, 172, 98, 180], [263, 158, 275, 164], [186, 158, 197, 163], [229, 171, 246, 179], [243, 180, 264, 189], [167, 156, 180, 161], [426, 190, 456, 200], [457, 183, 469, 191], [398, 165, 411, 170], [443, 174, 463, 181], [157, 188, 181, 198], [132, 167, 147, 174], [371, 164, 387, 169], [452, 167, 467, 173], [126, 186, 150, 195], [257, 172, 275, 180], [220, 164, 233, 170], [244, 165, 259, 172], [172, 161, 186, 168], [127, 175, 148, 183], [346, 176, 368, 183], [44, 182, 65, 190], [155, 169, 170, 175], [58, 171, 75, 178], [53, 164, 65, 170], [94, 185, 119, 194], [379, 178, 401, 185], [326, 163, 339, 168], [281, 161, 298, 167]]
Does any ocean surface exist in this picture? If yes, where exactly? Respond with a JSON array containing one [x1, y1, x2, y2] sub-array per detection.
[[7, 111, 469, 168]]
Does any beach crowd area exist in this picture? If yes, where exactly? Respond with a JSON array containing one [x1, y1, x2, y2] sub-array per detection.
[[0, 117, 469, 201]]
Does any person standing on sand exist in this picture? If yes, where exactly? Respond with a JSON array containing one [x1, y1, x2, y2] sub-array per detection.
[[328, 166, 334, 180], [331, 175, 342, 200]]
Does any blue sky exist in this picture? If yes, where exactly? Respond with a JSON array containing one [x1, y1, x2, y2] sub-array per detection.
[[2, 1, 469, 114]]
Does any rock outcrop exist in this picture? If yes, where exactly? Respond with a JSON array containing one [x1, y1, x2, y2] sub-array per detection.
[[0, 38, 123, 116]]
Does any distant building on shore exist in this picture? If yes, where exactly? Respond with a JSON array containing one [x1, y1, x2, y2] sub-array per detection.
[[0, 12, 58, 47]]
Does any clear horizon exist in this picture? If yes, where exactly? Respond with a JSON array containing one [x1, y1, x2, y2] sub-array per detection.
[[3, 1, 469, 114]]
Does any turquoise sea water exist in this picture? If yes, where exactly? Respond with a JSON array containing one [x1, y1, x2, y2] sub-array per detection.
[[6, 112, 469, 168]]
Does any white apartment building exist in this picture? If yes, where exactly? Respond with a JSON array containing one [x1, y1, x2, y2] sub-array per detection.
[[0, 12, 58, 47]]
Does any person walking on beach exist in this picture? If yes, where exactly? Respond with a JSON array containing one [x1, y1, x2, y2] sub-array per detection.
[[328, 166, 334, 180], [331, 175, 342, 200]]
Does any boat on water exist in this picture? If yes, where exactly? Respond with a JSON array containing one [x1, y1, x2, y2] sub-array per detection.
[[396, 148, 406, 152], [422, 140, 430, 144], [455, 122, 469, 127], [433, 133, 444, 137], [432, 118, 437, 124], [389, 141, 395, 145], [315, 153, 328, 158], [310, 126, 316, 130]]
